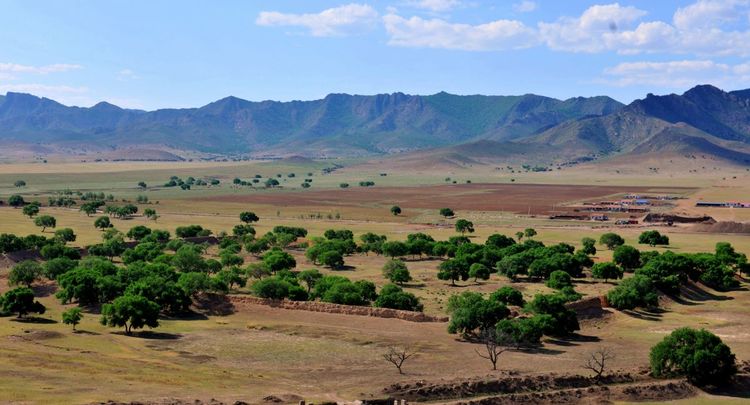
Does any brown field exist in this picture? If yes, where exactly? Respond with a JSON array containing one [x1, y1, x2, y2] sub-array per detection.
[[198, 182, 691, 215]]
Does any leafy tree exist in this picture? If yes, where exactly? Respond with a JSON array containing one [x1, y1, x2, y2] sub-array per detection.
[[639, 230, 670, 247], [381, 241, 409, 258], [375, 284, 423, 312], [382, 259, 412, 285], [171, 245, 208, 273], [469, 263, 490, 282], [591, 262, 623, 283], [94, 216, 112, 230], [489, 287, 525, 307], [9, 260, 43, 287], [62, 307, 83, 331], [80, 202, 100, 216], [126, 226, 152, 241], [239, 211, 259, 224], [2, 287, 45, 318], [297, 269, 323, 293], [137, 181, 147, 189], [262, 249, 296, 273], [446, 292, 510, 337], [43, 257, 77, 280], [486, 234, 516, 249], [515, 231, 524, 241], [54, 228, 76, 244], [581, 237, 597, 255], [526, 294, 579, 336], [14, 180, 26, 187], [339, 183, 349, 188], [22, 203, 40, 218], [143, 208, 158, 221], [8, 194, 25, 207], [319, 250, 344, 269], [455, 219, 475, 235], [390, 205, 402, 216], [439, 208, 455, 218], [650, 327, 736, 386], [606, 274, 659, 310], [34, 215, 56, 232], [175, 224, 206, 238], [100, 294, 160, 334], [524, 228, 537, 238], [320, 279, 376, 306], [438, 258, 470, 285], [635, 251, 691, 295], [599, 233, 625, 250], [613, 245, 641, 272], [495, 316, 546, 349], [546, 270, 572, 289]]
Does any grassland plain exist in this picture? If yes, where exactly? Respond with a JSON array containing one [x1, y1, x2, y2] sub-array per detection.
[[0, 158, 749, 404]]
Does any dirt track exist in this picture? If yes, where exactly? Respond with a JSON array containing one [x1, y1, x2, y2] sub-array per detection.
[[199, 183, 691, 215]]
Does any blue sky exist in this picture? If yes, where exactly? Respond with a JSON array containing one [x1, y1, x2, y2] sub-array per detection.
[[1, 0, 749, 110]]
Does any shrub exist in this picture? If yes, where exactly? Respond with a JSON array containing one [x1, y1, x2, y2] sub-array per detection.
[[606, 274, 659, 310], [374, 284, 423, 312], [546, 270, 572, 289], [650, 327, 736, 386], [489, 287, 525, 306], [591, 262, 623, 282]]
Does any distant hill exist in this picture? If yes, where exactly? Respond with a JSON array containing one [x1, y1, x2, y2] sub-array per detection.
[[2, 85, 750, 166], [0, 91, 621, 157]]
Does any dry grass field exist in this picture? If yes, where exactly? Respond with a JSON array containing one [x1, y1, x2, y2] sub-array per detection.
[[0, 157, 749, 404]]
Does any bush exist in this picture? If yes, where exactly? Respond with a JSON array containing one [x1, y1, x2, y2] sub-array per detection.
[[546, 270, 572, 289], [606, 274, 659, 310], [650, 327, 736, 386], [374, 284, 423, 312], [251, 277, 307, 301]]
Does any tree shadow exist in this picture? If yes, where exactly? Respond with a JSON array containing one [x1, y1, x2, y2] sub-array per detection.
[[401, 282, 427, 289], [73, 330, 100, 336], [112, 330, 182, 340], [192, 293, 235, 316], [333, 265, 357, 271], [680, 283, 733, 302], [32, 283, 57, 297], [11, 317, 57, 324], [704, 374, 750, 399], [622, 308, 664, 321]]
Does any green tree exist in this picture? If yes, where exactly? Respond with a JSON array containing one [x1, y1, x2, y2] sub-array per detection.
[[468, 263, 490, 282], [94, 216, 112, 230], [297, 269, 323, 293], [455, 219, 475, 235], [639, 230, 670, 247], [54, 228, 76, 244], [546, 270, 572, 290], [613, 245, 641, 272], [143, 208, 158, 221], [9, 260, 43, 287], [8, 194, 25, 207], [606, 274, 659, 310], [319, 250, 344, 269], [382, 259, 412, 285], [374, 284, 423, 311], [14, 180, 26, 187], [137, 181, 147, 189], [390, 205, 402, 216], [439, 208, 455, 218], [381, 241, 409, 258], [62, 307, 83, 331], [438, 258, 469, 286], [262, 249, 296, 273], [100, 294, 160, 334], [22, 203, 40, 218], [650, 327, 736, 386], [489, 287, 525, 306], [599, 233, 625, 250], [515, 231, 524, 241], [591, 262, 623, 283], [239, 211, 259, 224], [524, 228, 537, 238], [581, 237, 597, 255], [446, 292, 510, 337], [2, 287, 45, 318], [34, 215, 56, 232]]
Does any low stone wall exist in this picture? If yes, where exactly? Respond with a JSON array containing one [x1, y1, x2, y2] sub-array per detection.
[[229, 295, 448, 323], [564, 296, 606, 318]]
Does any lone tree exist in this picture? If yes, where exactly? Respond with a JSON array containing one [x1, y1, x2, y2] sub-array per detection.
[[439, 208, 455, 218], [455, 219, 475, 235], [515, 231, 524, 241], [599, 233, 625, 250], [100, 294, 160, 334], [382, 259, 412, 285], [14, 180, 26, 187], [382, 346, 416, 374], [94, 216, 112, 230], [22, 203, 40, 218], [583, 348, 615, 382], [143, 208, 159, 221], [650, 327, 736, 386], [34, 215, 56, 232], [591, 262, 624, 283], [524, 228, 537, 238], [62, 307, 83, 331], [1, 287, 45, 318], [239, 211, 259, 224], [638, 230, 670, 247], [390, 205, 402, 216], [137, 181, 147, 189], [581, 237, 597, 255], [475, 328, 511, 371]]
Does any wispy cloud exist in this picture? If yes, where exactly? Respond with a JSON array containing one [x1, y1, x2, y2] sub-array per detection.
[[600, 59, 750, 88], [117, 69, 139, 81], [404, 0, 463, 12], [0, 62, 82, 76], [513, 1, 537, 13], [256, 3, 378, 37]]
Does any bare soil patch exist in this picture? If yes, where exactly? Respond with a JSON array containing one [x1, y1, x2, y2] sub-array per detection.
[[198, 183, 686, 215]]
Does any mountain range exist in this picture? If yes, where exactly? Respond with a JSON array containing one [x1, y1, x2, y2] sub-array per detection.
[[1, 85, 749, 165]]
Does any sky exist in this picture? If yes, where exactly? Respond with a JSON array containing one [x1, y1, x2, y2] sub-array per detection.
[[1, 0, 750, 110]]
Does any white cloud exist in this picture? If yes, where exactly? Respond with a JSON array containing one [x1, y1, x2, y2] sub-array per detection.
[[383, 13, 537, 50], [601, 59, 750, 87], [117, 69, 139, 81], [256, 3, 378, 36], [513, 1, 537, 13], [0, 62, 82, 75], [404, 0, 462, 12], [673, 0, 749, 30]]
